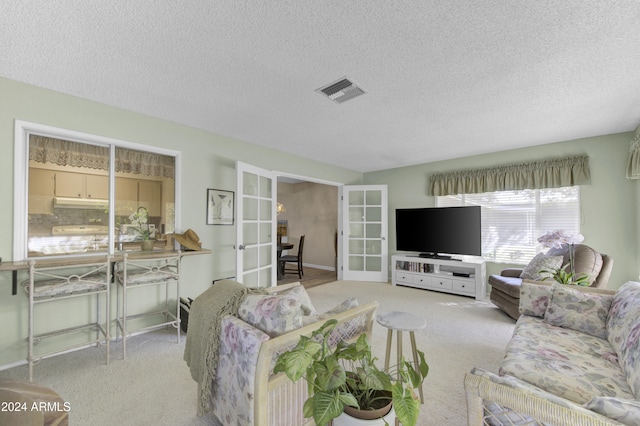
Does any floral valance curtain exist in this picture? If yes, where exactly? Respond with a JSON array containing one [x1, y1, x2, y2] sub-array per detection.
[[29, 135, 175, 178], [429, 155, 591, 196], [115, 148, 174, 179], [29, 136, 109, 170], [626, 133, 640, 179]]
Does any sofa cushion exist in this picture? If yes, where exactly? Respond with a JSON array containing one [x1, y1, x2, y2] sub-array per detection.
[[519, 281, 552, 318], [606, 281, 640, 398], [278, 284, 317, 315], [238, 294, 302, 337], [544, 284, 613, 339], [584, 396, 640, 426], [22, 273, 108, 299], [519, 253, 563, 281], [301, 297, 359, 326], [499, 316, 633, 405]]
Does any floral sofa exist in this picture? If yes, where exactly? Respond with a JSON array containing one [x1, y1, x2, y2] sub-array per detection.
[[210, 282, 378, 426], [465, 280, 640, 425]]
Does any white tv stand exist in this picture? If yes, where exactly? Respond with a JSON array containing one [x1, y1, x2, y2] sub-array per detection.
[[391, 254, 486, 300]]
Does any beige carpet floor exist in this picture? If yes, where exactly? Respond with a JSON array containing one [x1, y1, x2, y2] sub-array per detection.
[[0, 281, 515, 425]]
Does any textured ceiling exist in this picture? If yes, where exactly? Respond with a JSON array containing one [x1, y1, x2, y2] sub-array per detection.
[[1, 1, 639, 173]]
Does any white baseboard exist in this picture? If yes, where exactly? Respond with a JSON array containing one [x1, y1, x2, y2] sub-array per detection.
[[302, 263, 335, 272]]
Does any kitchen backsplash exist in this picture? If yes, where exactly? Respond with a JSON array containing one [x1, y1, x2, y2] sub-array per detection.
[[29, 208, 159, 236]]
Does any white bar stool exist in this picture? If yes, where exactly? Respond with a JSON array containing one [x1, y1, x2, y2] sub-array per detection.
[[376, 311, 426, 404]]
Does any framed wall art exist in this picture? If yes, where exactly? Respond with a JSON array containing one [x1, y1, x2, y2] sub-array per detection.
[[207, 188, 234, 225]]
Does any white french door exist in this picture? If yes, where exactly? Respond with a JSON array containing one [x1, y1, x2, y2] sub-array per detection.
[[235, 162, 277, 287], [339, 185, 388, 282]]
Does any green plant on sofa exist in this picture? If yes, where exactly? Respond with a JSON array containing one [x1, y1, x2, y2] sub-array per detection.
[[540, 263, 591, 286], [537, 230, 591, 285], [273, 319, 429, 426]]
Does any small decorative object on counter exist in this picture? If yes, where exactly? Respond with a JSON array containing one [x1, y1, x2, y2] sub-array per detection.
[[175, 229, 202, 251]]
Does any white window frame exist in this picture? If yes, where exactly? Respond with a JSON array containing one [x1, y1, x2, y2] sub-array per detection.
[[13, 120, 182, 261], [437, 186, 581, 264]]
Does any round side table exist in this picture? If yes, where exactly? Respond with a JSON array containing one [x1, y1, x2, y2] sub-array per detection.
[[376, 311, 426, 404]]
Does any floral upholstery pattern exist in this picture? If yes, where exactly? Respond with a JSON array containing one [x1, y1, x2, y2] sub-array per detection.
[[212, 315, 270, 425], [238, 294, 302, 337], [302, 297, 359, 326], [518, 281, 552, 317], [22, 273, 108, 299], [519, 253, 563, 281], [606, 281, 640, 397], [471, 281, 640, 424], [209, 285, 374, 426], [584, 396, 640, 426], [544, 283, 613, 339], [499, 315, 633, 405], [278, 284, 317, 315]]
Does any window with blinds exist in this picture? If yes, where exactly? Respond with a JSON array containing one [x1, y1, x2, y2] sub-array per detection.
[[437, 186, 581, 264]]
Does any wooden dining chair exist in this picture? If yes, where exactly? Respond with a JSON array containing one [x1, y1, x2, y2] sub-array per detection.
[[280, 235, 305, 279]]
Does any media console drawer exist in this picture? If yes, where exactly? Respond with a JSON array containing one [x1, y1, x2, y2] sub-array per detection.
[[432, 277, 452, 290], [452, 279, 475, 295]]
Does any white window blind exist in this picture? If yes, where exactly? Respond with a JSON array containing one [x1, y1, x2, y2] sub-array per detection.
[[437, 186, 581, 264]]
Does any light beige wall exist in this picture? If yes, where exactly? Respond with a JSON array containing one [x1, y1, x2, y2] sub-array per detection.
[[0, 77, 363, 367], [277, 182, 338, 270], [365, 132, 638, 289]]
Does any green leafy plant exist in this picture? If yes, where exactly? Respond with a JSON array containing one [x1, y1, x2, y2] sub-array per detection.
[[273, 319, 428, 426], [541, 263, 591, 286]]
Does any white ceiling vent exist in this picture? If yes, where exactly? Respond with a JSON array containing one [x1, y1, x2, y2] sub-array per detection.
[[317, 78, 366, 103]]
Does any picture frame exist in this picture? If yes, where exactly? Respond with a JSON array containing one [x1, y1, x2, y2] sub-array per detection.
[[207, 188, 234, 225]]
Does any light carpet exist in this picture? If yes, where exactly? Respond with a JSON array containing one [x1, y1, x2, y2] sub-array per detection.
[[0, 281, 515, 425]]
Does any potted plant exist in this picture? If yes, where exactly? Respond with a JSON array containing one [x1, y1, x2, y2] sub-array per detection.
[[537, 230, 591, 285], [273, 319, 428, 426], [128, 206, 154, 250]]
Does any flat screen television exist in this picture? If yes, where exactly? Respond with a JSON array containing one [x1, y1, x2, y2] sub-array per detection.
[[395, 206, 481, 258]]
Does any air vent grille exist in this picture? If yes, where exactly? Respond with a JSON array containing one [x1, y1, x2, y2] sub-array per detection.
[[317, 77, 366, 103]]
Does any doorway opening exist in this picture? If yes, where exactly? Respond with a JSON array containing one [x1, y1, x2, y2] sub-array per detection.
[[276, 173, 341, 288]]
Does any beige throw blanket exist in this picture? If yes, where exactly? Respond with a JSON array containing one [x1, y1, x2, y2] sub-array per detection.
[[183, 280, 266, 415]]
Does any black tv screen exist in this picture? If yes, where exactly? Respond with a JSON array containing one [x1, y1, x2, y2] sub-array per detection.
[[395, 206, 482, 257]]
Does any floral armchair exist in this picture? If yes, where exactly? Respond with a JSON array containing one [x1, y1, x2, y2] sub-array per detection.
[[210, 282, 378, 426]]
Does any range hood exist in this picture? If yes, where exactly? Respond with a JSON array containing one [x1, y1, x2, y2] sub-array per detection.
[[54, 197, 109, 209]]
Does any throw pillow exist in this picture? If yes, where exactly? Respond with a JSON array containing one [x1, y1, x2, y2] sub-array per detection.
[[519, 281, 553, 317], [278, 284, 317, 315], [544, 283, 613, 339], [584, 397, 640, 426], [302, 297, 359, 326], [519, 253, 564, 281], [238, 294, 302, 337]]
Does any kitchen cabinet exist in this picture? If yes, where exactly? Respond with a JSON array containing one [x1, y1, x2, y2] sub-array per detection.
[[28, 168, 55, 214], [55, 171, 108, 199], [115, 177, 162, 217], [138, 180, 162, 217]]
